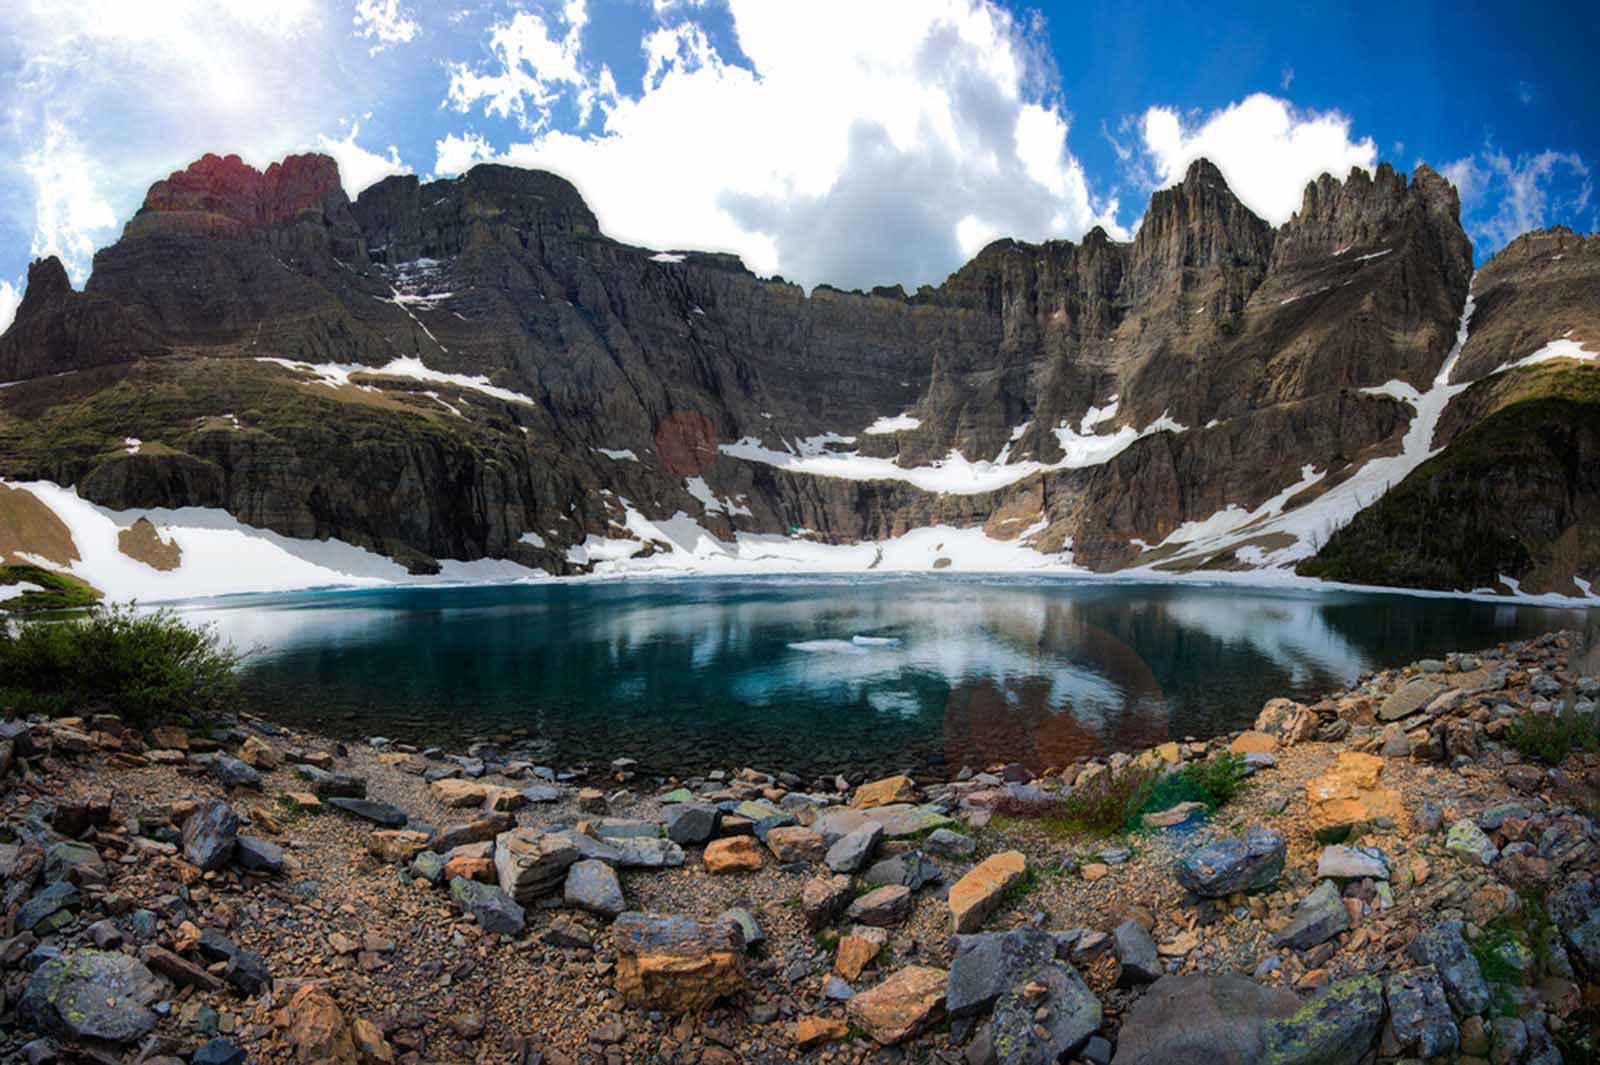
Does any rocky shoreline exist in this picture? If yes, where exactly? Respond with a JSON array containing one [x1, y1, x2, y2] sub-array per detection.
[[1, 631, 1596, 1064]]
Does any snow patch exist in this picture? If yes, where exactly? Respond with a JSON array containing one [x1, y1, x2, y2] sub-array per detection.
[[518, 531, 546, 549], [1488, 336, 1598, 376], [1078, 397, 1119, 434], [1354, 248, 1393, 263], [595, 448, 639, 462], [256, 357, 537, 407], [862, 413, 921, 435], [122, 438, 142, 455], [650, 252, 686, 264], [0, 582, 43, 603]]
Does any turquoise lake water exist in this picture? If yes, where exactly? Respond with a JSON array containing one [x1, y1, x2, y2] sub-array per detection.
[[175, 576, 1597, 778]]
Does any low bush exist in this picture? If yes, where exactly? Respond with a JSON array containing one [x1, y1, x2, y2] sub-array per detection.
[[990, 750, 1250, 841], [0, 605, 239, 723], [1506, 705, 1599, 765]]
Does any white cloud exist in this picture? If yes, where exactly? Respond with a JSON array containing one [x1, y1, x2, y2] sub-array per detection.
[[1442, 148, 1591, 252], [433, 132, 497, 178], [445, 1, 610, 131], [312, 123, 412, 197], [353, 0, 419, 54], [1139, 92, 1378, 225], [0, 279, 21, 335], [21, 123, 119, 278], [434, 0, 1124, 291], [2, 1, 354, 282]]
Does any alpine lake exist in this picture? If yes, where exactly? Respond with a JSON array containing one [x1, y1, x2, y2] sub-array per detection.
[[172, 575, 1598, 779]]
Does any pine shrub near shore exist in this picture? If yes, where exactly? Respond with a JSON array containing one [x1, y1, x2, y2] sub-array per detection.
[[0, 605, 238, 723]]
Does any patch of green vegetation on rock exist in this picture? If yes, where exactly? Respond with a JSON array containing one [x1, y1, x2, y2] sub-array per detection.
[[0, 564, 100, 612], [1298, 368, 1600, 591]]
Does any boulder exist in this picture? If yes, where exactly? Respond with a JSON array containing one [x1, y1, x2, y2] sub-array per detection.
[[1270, 880, 1349, 950], [612, 836, 686, 868], [1385, 966, 1459, 1059], [705, 836, 764, 873], [19, 950, 163, 1043], [494, 828, 579, 902], [431, 814, 514, 852], [1406, 919, 1490, 1015], [43, 839, 107, 885], [948, 851, 1026, 933], [1110, 974, 1299, 1064], [990, 960, 1102, 1065], [205, 754, 262, 789], [825, 821, 883, 873], [846, 885, 913, 927], [846, 965, 947, 1045], [325, 797, 407, 827], [449, 877, 525, 936], [183, 800, 241, 872], [864, 851, 941, 890], [1316, 844, 1389, 880], [1445, 819, 1499, 866], [1228, 730, 1278, 754], [802, 874, 854, 929], [225, 950, 270, 996], [922, 828, 976, 857], [238, 735, 279, 768], [946, 926, 1056, 1017], [1260, 975, 1384, 1064], [1176, 827, 1285, 897], [367, 830, 430, 863], [287, 983, 358, 1064], [1305, 752, 1405, 835], [18, 882, 78, 931], [1114, 919, 1161, 986], [764, 825, 825, 863], [612, 912, 746, 1011], [234, 835, 285, 874], [834, 933, 880, 980], [1378, 678, 1448, 721], [563, 859, 625, 918], [851, 774, 918, 808], [664, 803, 720, 845]]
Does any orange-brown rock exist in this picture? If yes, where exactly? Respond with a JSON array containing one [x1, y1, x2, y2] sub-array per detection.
[[444, 855, 495, 883], [288, 983, 358, 1064], [366, 830, 430, 863], [846, 965, 948, 1045], [764, 825, 826, 863], [612, 913, 746, 1011], [852, 774, 919, 809], [794, 1016, 850, 1049], [705, 836, 764, 874], [834, 934, 881, 981], [1305, 752, 1407, 833], [1229, 730, 1278, 754], [948, 850, 1026, 933]]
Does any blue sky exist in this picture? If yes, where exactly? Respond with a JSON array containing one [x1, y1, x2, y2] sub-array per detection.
[[1, 0, 1594, 328]]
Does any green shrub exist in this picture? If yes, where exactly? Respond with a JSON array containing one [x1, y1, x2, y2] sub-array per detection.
[[991, 751, 1249, 841], [0, 605, 239, 724], [1506, 706, 1599, 765]]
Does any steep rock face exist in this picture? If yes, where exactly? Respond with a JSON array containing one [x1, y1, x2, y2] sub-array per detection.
[[5, 148, 1581, 592], [1452, 227, 1600, 383]]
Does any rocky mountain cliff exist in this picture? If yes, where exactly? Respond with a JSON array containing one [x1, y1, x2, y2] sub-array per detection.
[[0, 151, 1595, 597]]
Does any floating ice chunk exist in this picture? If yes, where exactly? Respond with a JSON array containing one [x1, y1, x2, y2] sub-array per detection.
[[851, 635, 901, 647]]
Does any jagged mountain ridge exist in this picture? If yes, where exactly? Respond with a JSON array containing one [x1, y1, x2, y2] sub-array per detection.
[[0, 149, 1594, 595]]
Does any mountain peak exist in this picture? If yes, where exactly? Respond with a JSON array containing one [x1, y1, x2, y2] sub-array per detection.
[[129, 151, 349, 237]]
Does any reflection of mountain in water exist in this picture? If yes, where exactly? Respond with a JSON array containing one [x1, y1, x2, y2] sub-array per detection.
[[174, 578, 1592, 775]]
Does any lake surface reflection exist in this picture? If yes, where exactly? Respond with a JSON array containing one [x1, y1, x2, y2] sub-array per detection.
[[175, 576, 1596, 777]]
